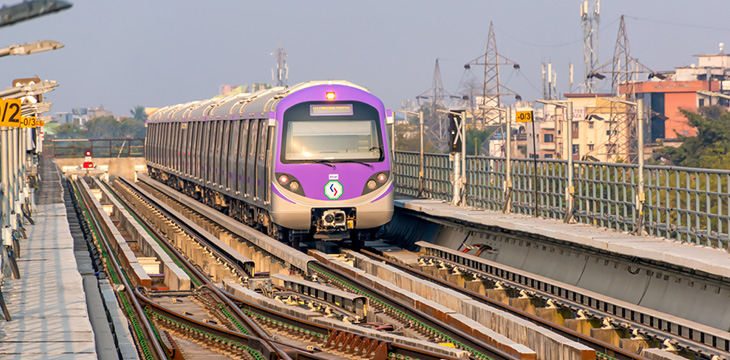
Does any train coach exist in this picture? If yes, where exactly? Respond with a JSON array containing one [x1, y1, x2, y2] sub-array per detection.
[[145, 81, 394, 247]]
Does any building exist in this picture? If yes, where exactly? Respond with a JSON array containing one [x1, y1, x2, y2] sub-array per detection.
[[627, 52, 730, 142]]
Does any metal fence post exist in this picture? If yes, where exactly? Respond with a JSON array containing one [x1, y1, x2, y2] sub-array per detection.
[[461, 110, 467, 206], [564, 102, 575, 223], [419, 111, 425, 197], [635, 98, 646, 235], [502, 107, 513, 213]]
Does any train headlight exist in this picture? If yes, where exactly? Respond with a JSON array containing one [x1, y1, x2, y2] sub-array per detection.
[[326, 92, 335, 100], [289, 181, 300, 192], [275, 173, 305, 196], [361, 171, 391, 196], [367, 180, 377, 190]]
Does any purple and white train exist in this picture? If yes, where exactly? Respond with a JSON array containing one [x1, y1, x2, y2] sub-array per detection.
[[145, 81, 394, 247]]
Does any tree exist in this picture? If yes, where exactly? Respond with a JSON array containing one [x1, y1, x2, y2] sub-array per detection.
[[656, 106, 730, 169], [130, 105, 148, 122]]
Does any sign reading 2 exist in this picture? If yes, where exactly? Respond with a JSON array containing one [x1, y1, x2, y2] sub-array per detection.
[[0, 99, 22, 127]]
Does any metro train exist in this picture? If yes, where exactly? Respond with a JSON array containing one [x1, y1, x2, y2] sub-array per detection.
[[145, 81, 394, 247]]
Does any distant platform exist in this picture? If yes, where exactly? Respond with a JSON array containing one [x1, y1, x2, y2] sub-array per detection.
[[394, 198, 730, 281]]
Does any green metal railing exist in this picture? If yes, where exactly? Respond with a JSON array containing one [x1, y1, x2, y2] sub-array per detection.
[[44, 138, 145, 158], [394, 151, 730, 249]]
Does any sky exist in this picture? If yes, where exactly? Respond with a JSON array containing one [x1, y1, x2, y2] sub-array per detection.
[[1, 0, 729, 117]]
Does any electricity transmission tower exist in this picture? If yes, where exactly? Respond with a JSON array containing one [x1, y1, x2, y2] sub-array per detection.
[[589, 15, 659, 163], [464, 21, 520, 128], [271, 43, 288, 87], [416, 59, 454, 151], [581, 0, 600, 93]]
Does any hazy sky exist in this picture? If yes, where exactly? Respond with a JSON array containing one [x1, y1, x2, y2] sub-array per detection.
[[1, 0, 729, 117]]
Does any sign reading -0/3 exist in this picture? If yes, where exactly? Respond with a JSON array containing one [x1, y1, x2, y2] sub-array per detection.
[[0, 98, 38, 128], [516, 110, 534, 123]]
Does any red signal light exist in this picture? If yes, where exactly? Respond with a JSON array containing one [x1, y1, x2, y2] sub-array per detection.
[[85, 150, 92, 157]]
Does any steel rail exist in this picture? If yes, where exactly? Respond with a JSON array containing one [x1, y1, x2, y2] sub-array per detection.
[[127, 175, 478, 360], [309, 261, 519, 360], [104, 178, 289, 359], [72, 179, 168, 360], [363, 248, 729, 360]]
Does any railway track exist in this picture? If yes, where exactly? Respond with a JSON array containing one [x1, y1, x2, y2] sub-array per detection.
[[73, 174, 486, 360], [72, 171, 729, 360], [125, 174, 513, 360], [358, 243, 730, 360]]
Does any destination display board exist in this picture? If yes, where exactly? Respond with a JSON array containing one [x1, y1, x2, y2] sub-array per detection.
[[310, 104, 353, 116]]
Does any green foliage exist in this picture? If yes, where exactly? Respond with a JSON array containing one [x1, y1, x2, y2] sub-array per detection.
[[130, 105, 148, 122], [466, 126, 496, 155], [657, 106, 730, 169], [52, 115, 146, 139]]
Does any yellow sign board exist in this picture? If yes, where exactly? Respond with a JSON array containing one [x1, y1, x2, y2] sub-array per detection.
[[0, 99, 40, 128], [516, 110, 534, 123], [0, 99, 22, 127]]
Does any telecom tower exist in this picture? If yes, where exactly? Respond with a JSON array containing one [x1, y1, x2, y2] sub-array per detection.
[[271, 43, 288, 87], [465, 21, 519, 128], [416, 59, 453, 151], [581, 0, 600, 93]]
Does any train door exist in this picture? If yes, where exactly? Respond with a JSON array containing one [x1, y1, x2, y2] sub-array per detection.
[[247, 120, 259, 201], [208, 121, 217, 184], [256, 119, 268, 203], [147, 124, 154, 165], [173, 122, 181, 172], [162, 123, 170, 169], [220, 121, 231, 189], [195, 122, 203, 180], [202, 121, 210, 183], [189, 122, 197, 178], [181, 123, 189, 176], [238, 120, 250, 197], [228, 120, 240, 192]]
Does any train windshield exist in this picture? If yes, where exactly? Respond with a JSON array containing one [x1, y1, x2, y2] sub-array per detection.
[[282, 102, 384, 163]]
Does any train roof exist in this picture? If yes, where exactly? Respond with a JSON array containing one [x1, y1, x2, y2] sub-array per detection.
[[147, 80, 370, 123]]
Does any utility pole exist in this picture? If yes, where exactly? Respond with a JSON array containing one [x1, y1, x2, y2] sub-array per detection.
[[581, 0, 600, 93], [271, 43, 288, 87]]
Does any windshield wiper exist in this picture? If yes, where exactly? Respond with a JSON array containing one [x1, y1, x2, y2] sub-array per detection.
[[369, 146, 383, 157], [338, 160, 374, 168], [315, 160, 336, 169]]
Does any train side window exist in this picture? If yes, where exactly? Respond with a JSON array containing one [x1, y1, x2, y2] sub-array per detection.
[[238, 120, 250, 196], [228, 120, 240, 192], [221, 121, 231, 189]]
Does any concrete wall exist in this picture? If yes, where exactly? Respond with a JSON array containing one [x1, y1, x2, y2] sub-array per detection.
[[56, 158, 147, 179]]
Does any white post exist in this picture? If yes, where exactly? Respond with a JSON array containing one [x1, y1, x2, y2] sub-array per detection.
[[452, 152, 461, 206], [503, 107, 513, 213], [419, 111, 424, 197], [564, 102, 575, 223], [635, 98, 645, 234]]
